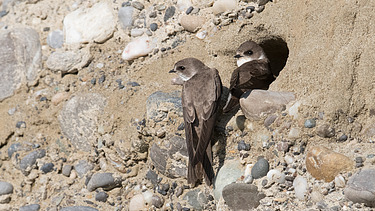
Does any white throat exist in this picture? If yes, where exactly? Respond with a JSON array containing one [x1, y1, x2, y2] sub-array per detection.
[[237, 54, 266, 67], [178, 73, 192, 81]]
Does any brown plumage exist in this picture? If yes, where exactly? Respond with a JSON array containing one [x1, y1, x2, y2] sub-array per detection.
[[223, 41, 274, 113], [169, 58, 222, 186]]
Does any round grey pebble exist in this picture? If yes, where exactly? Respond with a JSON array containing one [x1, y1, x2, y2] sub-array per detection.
[[251, 158, 269, 179], [304, 119, 316, 128], [0, 10, 8, 18], [164, 6, 175, 22], [355, 157, 364, 163], [237, 140, 250, 151], [127, 81, 140, 87], [95, 191, 108, 202], [177, 122, 184, 131], [338, 134, 348, 142], [264, 114, 277, 127], [98, 75, 106, 84], [40, 163, 54, 173], [150, 23, 158, 31], [132, 1, 144, 10], [176, 187, 183, 197], [87, 172, 119, 192], [16, 121, 26, 128], [0, 181, 13, 196], [186, 6, 193, 15], [20, 149, 46, 175], [47, 30, 64, 49], [152, 195, 164, 208], [19, 204, 40, 211], [90, 78, 96, 85], [122, 2, 131, 7], [261, 179, 268, 186], [62, 164, 72, 177]]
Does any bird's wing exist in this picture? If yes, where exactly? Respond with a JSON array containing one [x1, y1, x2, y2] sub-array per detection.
[[230, 60, 271, 90], [192, 69, 222, 166]]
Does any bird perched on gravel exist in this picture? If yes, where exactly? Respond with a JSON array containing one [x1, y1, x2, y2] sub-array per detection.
[[223, 40, 274, 113], [169, 58, 222, 186]]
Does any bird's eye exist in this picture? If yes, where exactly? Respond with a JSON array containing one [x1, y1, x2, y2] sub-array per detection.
[[246, 50, 253, 55], [179, 66, 185, 71]]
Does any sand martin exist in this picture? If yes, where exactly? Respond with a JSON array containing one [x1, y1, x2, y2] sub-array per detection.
[[169, 58, 222, 186], [223, 41, 274, 113]]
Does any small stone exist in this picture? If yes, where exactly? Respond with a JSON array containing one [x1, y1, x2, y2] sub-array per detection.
[[246, 6, 255, 12], [222, 183, 265, 210], [156, 4, 166, 11], [46, 49, 92, 74], [16, 121, 26, 128], [183, 189, 208, 210], [237, 140, 250, 151], [122, 36, 156, 61], [344, 169, 375, 207], [293, 176, 308, 200], [177, 123, 185, 130], [338, 134, 348, 142], [8, 107, 16, 115], [20, 149, 46, 175], [40, 163, 54, 173], [129, 194, 146, 211], [304, 119, 316, 128], [149, 11, 157, 18], [90, 78, 96, 85], [355, 156, 363, 163], [306, 146, 353, 182], [180, 15, 205, 33], [118, 6, 134, 29], [245, 12, 254, 19], [257, 0, 269, 6], [60, 206, 98, 211], [19, 204, 40, 211], [186, 6, 193, 15], [152, 195, 164, 208], [213, 159, 243, 199], [0, 10, 8, 18], [251, 158, 269, 179], [98, 75, 106, 84], [8, 143, 22, 158], [122, 2, 131, 7], [316, 124, 335, 138], [164, 6, 176, 22], [276, 141, 289, 152], [95, 192, 108, 202], [146, 170, 158, 185], [334, 175, 346, 188], [74, 160, 94, 178], [261, 179, 268, 186], [191, 8, 200, 14], [176, 187, 183, 197], [150, 23, 158, 32], [0, 181, 13, 195], [62, 165, 72, 177], [267, 169, 285, 184], [86, 172, 121, 191], [244, 175, 253, 184], [264, 114, 277, 128], [132, 1, 144, 10], [47, 30, 64, 49], [256, 5, 265, 13], [316, 200, 328, 210]]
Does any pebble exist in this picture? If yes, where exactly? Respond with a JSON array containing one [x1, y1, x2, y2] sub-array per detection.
[[304, 119, 316, 128], [344, 169, 375, 207], [0, 181, 13, 196], [142, 191, 153, 204], [86, 172, 121, 191], [316, 124, 335, 138], [246, 6, 255, 12], [183, 189, 207, 210], [74, 160, 94, 178], [47, 29, 64, 48], [8, 143, 22, 158], [256, 5, 265, 13], [64, 2, 116, 44], [146, 170, 158, 185], [46, 49, 92, 74], [152, 195, 164, 208], [19, 204, 40, 211], [213, 159, 243, 199], [251, 158, 269, 179], [118, 6, 134, 29], [186, 6, 193, 15], [237, 140, 250, 151], [276, 141, 289, 152], [264, 114, 277, 127], [334, 175, 346, 188], [267, 169, 286, 184], [222, 183, 265, 210], [122, 36, 156, 61], [40, 163, 54, 173], [131, 1, 144, 10], [180, 15, 205, 32], [164, 6, 176, 22], [177, 0, 192, 11], [62, 164, 72, 177], [20, 149, 46, 175], [60, 206, 98, 211], [244, 175, 254, 184], [257, 0, 269, 6], [212, 0, 237, 15], [306, 146, 353, 182], [149, 11, 157, 18], [8, 107, 16, 115], [293, 176, 308, 200], [16, 121, 26, 128], [338, 134, 348, 142], [98, 75, 106, 84], [150, 23, 158, 31], [176, 187, 183, 197], [129, 194, 146, 211], [130, 29, 144, 37], [95, 191, 108, 202]]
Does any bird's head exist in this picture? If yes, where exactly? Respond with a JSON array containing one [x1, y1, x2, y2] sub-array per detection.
[[169, 58, 205, 82], [234, 41, 267, 67]]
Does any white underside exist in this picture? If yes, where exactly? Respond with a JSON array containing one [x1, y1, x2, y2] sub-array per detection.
[[178, 73, 192, 81], [237, 54, 266, 67]]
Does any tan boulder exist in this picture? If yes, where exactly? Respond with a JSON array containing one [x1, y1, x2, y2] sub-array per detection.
[[306, 146, 353, 182], [180, 15, 206, 33]]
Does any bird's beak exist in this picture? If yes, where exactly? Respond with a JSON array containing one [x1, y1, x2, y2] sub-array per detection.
[[234, 54, 242, 59], [169, 69, 176, 73]]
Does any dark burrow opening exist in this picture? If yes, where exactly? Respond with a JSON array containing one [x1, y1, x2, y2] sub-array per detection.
[[259, 37, 289, 79]]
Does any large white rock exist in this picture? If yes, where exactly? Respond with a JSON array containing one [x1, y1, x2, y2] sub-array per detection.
[[212, 0, 237, 15], [240, 90, 295, 120], [64, 2, 116, 44], [122, 36, 156, 61]]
